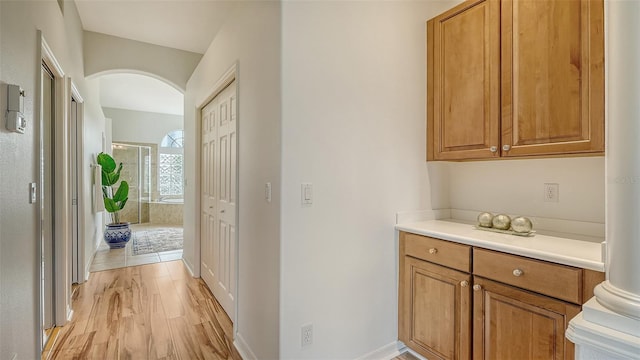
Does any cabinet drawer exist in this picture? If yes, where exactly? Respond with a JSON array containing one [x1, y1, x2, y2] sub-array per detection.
[[402, 232, 471, 272], [473, 248, 582, 304]]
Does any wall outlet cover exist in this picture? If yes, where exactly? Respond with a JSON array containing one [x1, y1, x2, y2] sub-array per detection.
[[301, 323, 313, 347]]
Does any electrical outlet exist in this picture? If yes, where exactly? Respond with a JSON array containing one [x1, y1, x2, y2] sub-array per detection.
[[544, 183, 559, 202], [301, 323, 313, 347]]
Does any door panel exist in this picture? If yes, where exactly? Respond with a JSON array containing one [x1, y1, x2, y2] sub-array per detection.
[[400, 255, 471, 360], [201, 80, 237, 318], [501, 0, 604, 156], [41, 63, 55, 332], [429, 0, 500, 160], [473, 277, 580, 360], [201, 100, 218, 291]]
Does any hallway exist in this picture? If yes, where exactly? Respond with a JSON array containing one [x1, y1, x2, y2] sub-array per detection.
[[45, 261, 241, 360]]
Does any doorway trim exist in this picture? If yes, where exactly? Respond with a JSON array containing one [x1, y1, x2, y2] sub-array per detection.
[[68, 79, 86, 285], [196, 62, 239, 329], [37, 31, 72, 350]]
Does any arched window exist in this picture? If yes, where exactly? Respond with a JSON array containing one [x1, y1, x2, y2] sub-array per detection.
[[159, 129, 184, 196], [160, 129, 184, 148]]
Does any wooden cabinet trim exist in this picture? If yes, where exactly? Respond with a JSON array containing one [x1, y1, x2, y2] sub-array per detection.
[[427, 0, 605, 161], [473, 248, 583, 304], [403, 232, 472, 272], [501, 0, 604, 157], [472, 277, 581, 360], [399, 231, 605, 359], [400, 254, 471, 360], [428, 0, 500, 161]]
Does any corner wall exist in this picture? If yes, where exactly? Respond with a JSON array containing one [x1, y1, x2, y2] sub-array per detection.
[[0, 1, 106, 359], [279, 1, 460, 358], [183, 2, 282, 359]]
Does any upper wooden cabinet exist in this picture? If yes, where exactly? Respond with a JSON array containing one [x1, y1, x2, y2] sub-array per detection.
[[427, 0, 604, 161]]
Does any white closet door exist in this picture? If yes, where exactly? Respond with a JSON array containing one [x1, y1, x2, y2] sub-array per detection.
[[201, 80, 236, 318]]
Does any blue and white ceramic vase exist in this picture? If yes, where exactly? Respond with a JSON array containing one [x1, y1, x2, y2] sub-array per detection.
[[104, 223, 131, 249]]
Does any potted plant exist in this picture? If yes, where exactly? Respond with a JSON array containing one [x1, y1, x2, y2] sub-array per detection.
[[97, 152, 131, 249]]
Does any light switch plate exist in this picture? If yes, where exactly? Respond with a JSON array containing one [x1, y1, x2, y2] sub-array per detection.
[[265, 182, 272, 203], [29, 183, 37, 204], [301, 183, 312, 206]]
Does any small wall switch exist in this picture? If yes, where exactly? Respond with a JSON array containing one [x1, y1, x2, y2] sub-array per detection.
[[301, 183, 313, 206], [29, 183, 37, 204], [265, 182, 272, 203]]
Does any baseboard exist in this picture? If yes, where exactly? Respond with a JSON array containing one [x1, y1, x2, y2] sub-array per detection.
[[355, 341, 407, 360], [84, 244, 97, 280], [66, 305, 74, 322], [182, 258, 195, 277], [234, 332, 257, 360]]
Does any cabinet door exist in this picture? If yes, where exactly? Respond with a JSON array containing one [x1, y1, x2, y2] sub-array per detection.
[[501, 0, 604, 157], [399, 256, 471, 360], [472, 277, 581, 360], [427, 0, 500, 160]]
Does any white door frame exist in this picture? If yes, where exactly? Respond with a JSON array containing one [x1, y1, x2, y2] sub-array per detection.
[[196, 62, 239, 328], [69, 79, 86, 284], [37, 32, 73, 350]]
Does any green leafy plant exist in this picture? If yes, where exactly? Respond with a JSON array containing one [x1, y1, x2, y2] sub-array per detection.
[[97, 152, 129, 224]]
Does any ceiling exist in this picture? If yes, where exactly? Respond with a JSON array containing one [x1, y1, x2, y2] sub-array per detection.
[[75, 0, 236, 54], [75, 0, 236, 115]]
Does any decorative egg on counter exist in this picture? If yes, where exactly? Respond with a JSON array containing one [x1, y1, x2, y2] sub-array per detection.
[[492, 214, 511, 230], [511, 216, 533, 233], [477, 212, 494, 228]]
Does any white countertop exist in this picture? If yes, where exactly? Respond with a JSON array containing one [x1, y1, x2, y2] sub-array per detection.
[[395, 220, 605, 272]]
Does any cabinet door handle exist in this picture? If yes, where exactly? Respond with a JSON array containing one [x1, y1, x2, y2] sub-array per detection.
[[512, 268, 524, 277], [429, 248, 438, 255], [490, 146, 498, 153], [460, 280, 469, 287], [502, 144, 511, 151], [473, 284, 482, 291]]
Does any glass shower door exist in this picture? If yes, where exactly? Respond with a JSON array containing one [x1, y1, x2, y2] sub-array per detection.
[[112, 143, 151, 224]]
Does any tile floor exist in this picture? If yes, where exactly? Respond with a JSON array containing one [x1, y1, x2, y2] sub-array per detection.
[[90, 223, 183, 272]]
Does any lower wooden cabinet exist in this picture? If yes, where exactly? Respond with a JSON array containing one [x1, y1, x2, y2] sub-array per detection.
[[398, 232, 603, 360], [472, 277, 581, 360], [399, 256, 471, 360]]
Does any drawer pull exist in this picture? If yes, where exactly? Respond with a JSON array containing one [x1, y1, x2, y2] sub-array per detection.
[[473, 284, 482, 291], [429, 248, 438, 255], [460, 280, 469, 287], [513, 268, 524, 277]]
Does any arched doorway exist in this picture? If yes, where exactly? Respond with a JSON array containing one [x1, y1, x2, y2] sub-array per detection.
[[87, 72, 186, 271]]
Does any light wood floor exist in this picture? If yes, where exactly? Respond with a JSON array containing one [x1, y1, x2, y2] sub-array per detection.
[[46, 260, 241, 360], [393, 351, 420, 360]]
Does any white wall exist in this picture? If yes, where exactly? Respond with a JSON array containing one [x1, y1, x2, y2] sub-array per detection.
[[0, 1, 106, 359], [84, 31, 202, 91], [83, 79, 107, 274], [280, 1, 460, 358], [184, 2, 282, 359], [444, 157, 605, 224], [103, 107, 183, 145]]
